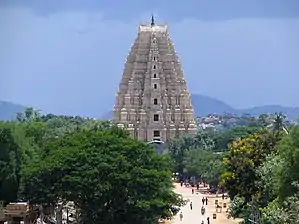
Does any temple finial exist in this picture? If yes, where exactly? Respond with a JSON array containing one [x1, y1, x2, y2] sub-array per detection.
[[151, 14, 155, 26]]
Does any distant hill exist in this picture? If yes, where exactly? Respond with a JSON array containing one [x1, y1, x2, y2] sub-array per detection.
[[0, 101, 26, 121], [102, 94, 299, 121], [190, 94, 235, 115], [191, 94, 299, 120], [238, 106, 299, 120], [1, 95, 299, 121]]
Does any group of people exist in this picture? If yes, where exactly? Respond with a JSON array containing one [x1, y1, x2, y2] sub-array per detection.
[[178, 188, 211, 224]]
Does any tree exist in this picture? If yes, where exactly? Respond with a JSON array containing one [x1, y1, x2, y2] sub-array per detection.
[[183, 148, 225, 188], [16, 107, 41, 122], [167, 131, 215, 174], [267, 113, 289, 135], [259, 124, 299, 223], [203, 157, 225, 189], [212, 126, 263, 151], [20, 128, 184, 224], [183, 148, 214, 177], [261, 190, 299, 224], [0, 123, 21, 204], [257, 114, 270, 128], [194, 129, 215, 150], [255, 153, 282, 207], [221, 132, 281, 203], [276, 125, 299, 200], [167, 134, 196, 174]]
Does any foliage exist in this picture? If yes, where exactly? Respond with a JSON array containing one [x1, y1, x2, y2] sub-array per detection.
[[221, 131, 281, 202], [0, 121, 40, 205], [2, 107, 298, 223], [255, 153, 282, 207], [1, 107, 184, 223], [167, 130, 215, 174], [260, 199, 282, 224], [220, 118, 299, 223], [261, 189, 299, 224], [183, 149, 225, 187], [268, 112, 289, 134], [203, 157, 225, 188], [0, 124, 20, 204], [276, 125, 299, 200], [20, 128, 184, 224], [227, 196, 246, 219], [211, 126, 263, 151]]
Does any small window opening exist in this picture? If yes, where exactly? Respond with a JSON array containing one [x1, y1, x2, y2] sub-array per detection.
[[153, 74, 157, 78], [153, 57, 156, 60], [153, 65, 156, 69], [153, 98, 158, 105], [153, 130, 160, 137], [154, 114, 159, 121], [154, 84, 157, 89]]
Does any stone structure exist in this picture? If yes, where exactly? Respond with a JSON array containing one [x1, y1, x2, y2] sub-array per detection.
[[1, 203, 32, 224], [113, 16, 197, 142]]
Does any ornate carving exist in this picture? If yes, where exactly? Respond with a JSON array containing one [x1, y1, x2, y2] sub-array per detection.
[[113, 19, 196, 142]]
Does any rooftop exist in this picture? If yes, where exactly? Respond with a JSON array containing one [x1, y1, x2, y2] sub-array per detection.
[[139, 15, 168, 33]]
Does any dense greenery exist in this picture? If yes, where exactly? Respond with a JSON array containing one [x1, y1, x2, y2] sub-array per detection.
[[166, 115, 271, 186], [1, 108, 298, 224], [0, 108, 184, 224], [220, 114, 299, 223], [167, 112, 299, 223]]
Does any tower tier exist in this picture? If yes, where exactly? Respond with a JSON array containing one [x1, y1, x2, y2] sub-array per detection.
[[113, 17, 197, 142]]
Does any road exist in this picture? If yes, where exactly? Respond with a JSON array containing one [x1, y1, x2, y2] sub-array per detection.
[[170, 183, 242, 224], [171, 184, 211, 224]]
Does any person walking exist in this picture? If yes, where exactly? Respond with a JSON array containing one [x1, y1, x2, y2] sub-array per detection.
[[192, 188, 194, 194], [201, 206, 205, 215], [207, 217, 210, 224], [190, 201, 193, 210], [202, 197, 205, 205], [205, 197, 208, 205], [179, 212, 183, 222]]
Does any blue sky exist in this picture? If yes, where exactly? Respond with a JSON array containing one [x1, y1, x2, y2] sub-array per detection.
[[0, 0, 298, 117]]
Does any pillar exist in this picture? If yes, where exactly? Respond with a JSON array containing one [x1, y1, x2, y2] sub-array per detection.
[[56, 204, 62, 224]]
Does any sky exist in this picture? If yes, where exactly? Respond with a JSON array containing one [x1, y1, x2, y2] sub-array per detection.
[[0, 0, 299, 117]]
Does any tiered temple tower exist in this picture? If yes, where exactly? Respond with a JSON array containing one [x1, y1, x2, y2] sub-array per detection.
[[113, 16, 197, 142]]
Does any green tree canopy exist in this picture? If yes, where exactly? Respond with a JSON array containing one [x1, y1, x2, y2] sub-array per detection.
[[212, 126, 263, 151], [0, 124, 20, 204], [260, 125, 299, 223], [20, 128, 184, 224], [221, 131, 281, 203], [183, 148, 225, 188], [167, 130, 215, 174], [276, 125, 299, 200]]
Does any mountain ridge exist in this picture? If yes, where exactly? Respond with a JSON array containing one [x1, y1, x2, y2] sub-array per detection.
[[0, 101, 26, 120], [1, 94, 299, 121], [103, 94, 299, 120]]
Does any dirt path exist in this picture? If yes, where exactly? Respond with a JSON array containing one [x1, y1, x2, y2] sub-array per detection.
[[170, 183, 242, 224]]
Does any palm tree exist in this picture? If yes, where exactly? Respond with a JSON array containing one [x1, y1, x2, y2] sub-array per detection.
[[267, 113, 289, 135], [257, 114, 270, 127], [16, 107, 41, 122]]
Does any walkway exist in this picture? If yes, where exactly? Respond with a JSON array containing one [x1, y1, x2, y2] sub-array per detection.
[[170, 183, 242, 224]]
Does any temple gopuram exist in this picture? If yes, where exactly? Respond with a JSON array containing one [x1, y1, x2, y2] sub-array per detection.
[[113, 16, 197, 142]]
